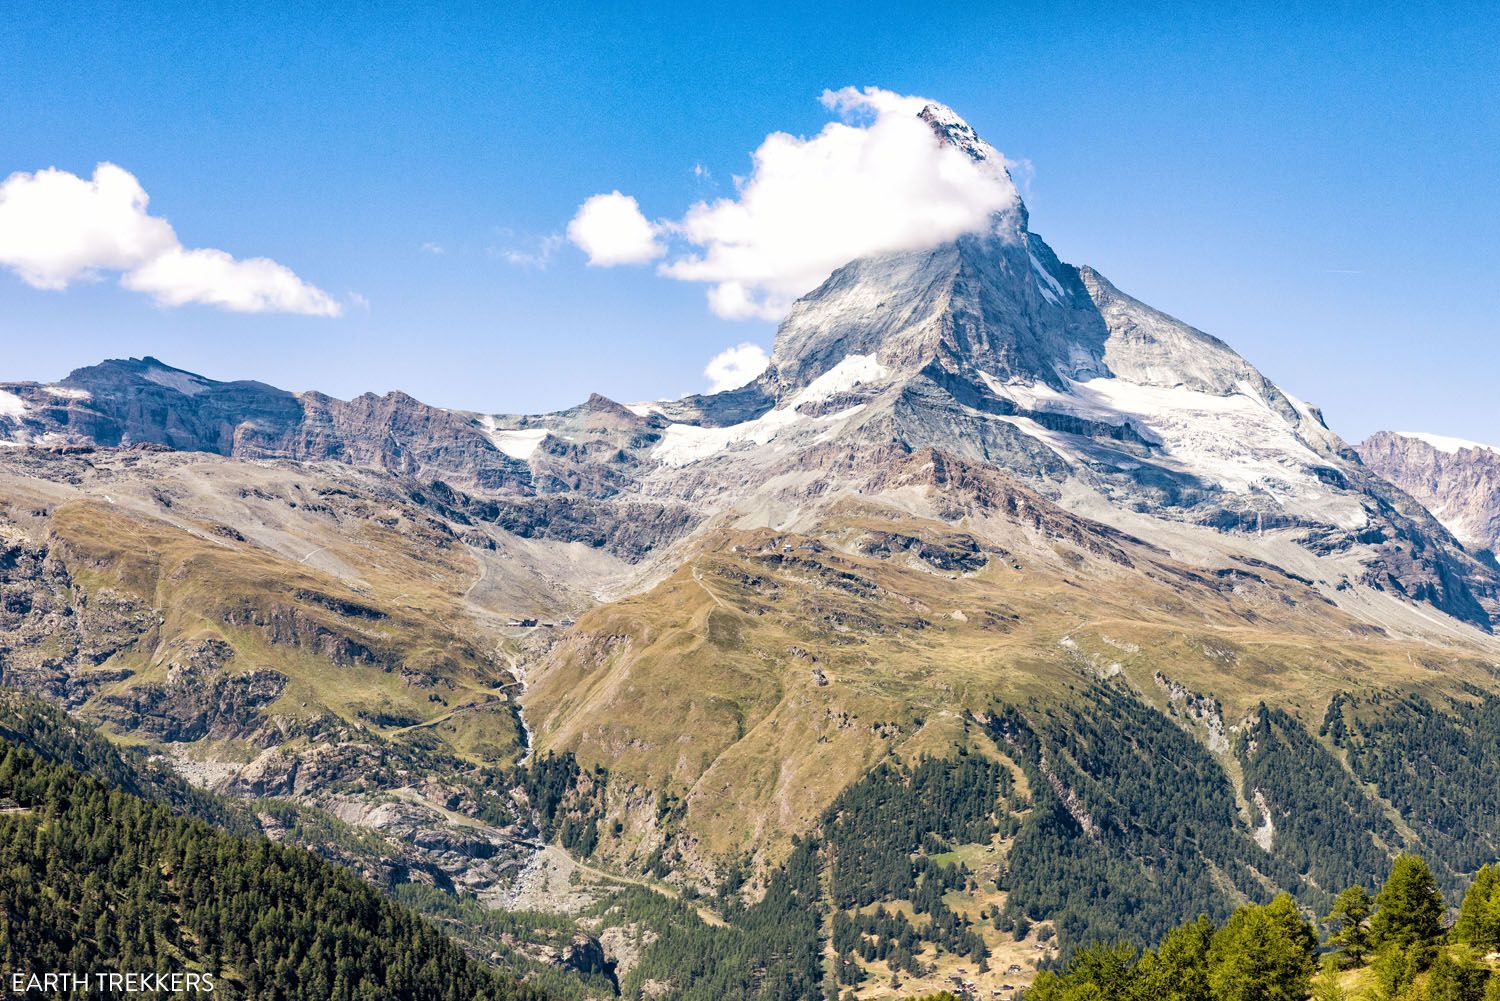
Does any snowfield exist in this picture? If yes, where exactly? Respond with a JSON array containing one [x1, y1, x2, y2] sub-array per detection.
[[653, 354, 887, 467], [476, 419, 549, 460], [141, 366, 210, 396], [0, 391, 28, 418]]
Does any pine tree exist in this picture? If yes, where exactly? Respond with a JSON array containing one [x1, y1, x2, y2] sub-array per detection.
[[1371, 855, 1445, 954], [1426, 949, 1491, 1001], [1309, 969, 1352, 1001], [1207, 894, 1317, 1001], [1323, 885, 1375, 967], [1371, 941, 1419, 1000], [1454, 865, 1499, 949], [1132, 915, 1214, 1001]]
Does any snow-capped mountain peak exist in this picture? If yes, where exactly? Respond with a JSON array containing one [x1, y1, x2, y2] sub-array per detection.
[[633, 103, 1500, 631], [918, 101, 1003, 164]]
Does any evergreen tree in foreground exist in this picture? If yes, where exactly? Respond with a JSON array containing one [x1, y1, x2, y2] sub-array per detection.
[[1323, 885, 1374, 968], [1455, 864, 1500, 950], [1206, 894, 1318, 1001], [1131, 915, 1214, 1001], [1428, 949, 1493, 1001], [1371, 854, 1446, 958], [1027, 895, 1316, 1001]]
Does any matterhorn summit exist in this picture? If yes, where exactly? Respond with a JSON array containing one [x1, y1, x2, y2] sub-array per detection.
[[643, 101, 1500, 631]]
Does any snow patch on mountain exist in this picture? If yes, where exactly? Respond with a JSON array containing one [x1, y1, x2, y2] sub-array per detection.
[[0, 391, 28, 418], [1030, 252, 1064, 305], [654, 404, 865, 467], [654, 353, 887, 467], [141, 366, 210, 396], [1073, 377, 1325, 490], [982, 373, 1367, 528], [476, 418, 548, 460], [41, 385, 91, 400], [798, 353, 889, 403]]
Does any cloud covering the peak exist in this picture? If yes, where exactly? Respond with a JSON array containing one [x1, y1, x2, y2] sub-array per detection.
[[0, 163, 341, 315], [567, 87, 1022, 320]]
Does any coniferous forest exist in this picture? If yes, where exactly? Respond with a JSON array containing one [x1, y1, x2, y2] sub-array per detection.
[[0, 738, 550, 1001]]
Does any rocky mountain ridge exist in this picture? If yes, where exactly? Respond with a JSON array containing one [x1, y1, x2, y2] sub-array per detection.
[[1359, 430, 1500, 558]]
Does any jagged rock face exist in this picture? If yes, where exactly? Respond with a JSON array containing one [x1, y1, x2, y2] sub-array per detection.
[[0, 535, 158, 706], [764, 231, 1110, 398], [1360, 431, 1500, 557], [290, 390, 532, 492]]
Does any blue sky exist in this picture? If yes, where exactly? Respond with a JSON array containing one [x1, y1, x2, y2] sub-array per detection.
[[1, 2, 1495, 443]]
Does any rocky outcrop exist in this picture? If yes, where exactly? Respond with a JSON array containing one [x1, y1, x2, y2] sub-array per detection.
[[98, 658, 288, 743], [1360, 431, 1500, 557], [290, 389, 532, 492], [598, 924, 656, 981], [0, 536, 157, 705]]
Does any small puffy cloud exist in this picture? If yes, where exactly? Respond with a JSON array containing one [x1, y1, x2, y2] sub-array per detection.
[[0, 162, 340, 315], [420, 241, 446, 255], [703, 342, 770, 393], [569, 87, 1021, 320], [567, 191, 664, 266]]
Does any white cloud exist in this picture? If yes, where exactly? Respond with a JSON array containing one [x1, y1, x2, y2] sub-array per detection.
[[420, 241, 446, 255], [501, 233, 563, 270], [0, 164, 174, 289], [569, 87, 1022, 320], [566, 191, 664, 266], [703, 342, 770, 393], [122, 247, 341, 315], [0, 162, 340, 315]]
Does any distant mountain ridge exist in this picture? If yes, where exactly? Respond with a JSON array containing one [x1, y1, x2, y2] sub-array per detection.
[[0, 355, 533, 491], [1359, 430, 1500, 558]]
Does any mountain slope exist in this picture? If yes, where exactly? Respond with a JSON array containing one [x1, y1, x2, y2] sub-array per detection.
[[529, 452, 1500, 861]]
